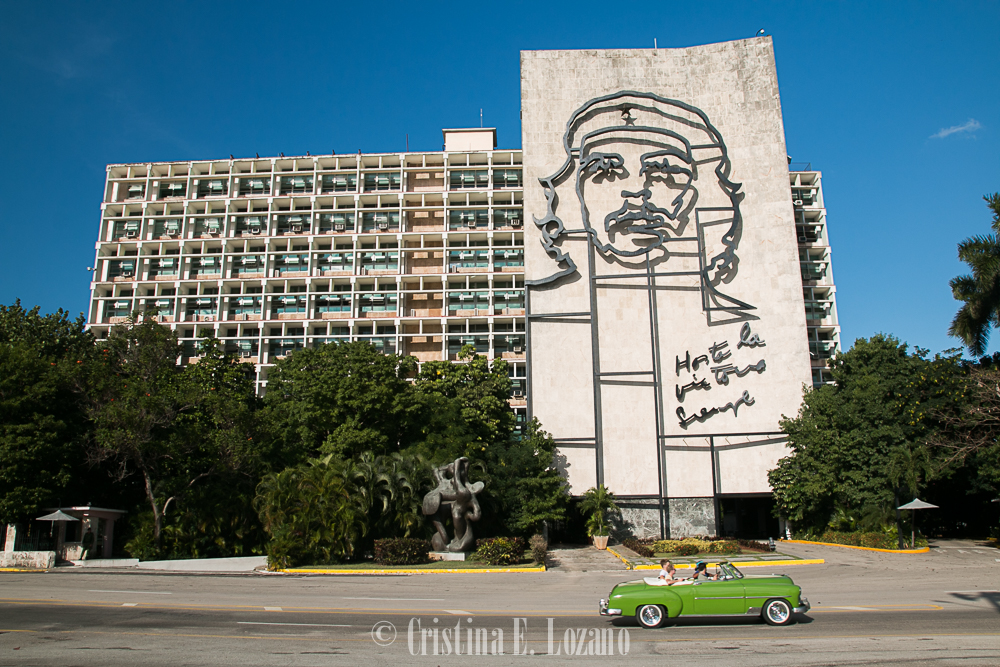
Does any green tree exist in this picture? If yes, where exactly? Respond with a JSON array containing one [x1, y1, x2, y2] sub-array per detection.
[[769, 335, 963, 534], [949, 193, 1000, 357], [261, 341, 418, 462], [254, 455, 367, 569], [82, 319, 262, 552], [0, 302, 92, 524]]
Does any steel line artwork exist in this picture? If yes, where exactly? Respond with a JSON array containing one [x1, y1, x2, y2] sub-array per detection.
[[526, 90, 754, 320]]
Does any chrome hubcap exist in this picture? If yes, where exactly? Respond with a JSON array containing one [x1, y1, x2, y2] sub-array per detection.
[[640, 605, 662, 626], [767, 602, 789, 623]]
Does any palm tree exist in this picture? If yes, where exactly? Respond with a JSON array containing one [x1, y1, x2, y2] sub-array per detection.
[[949, 193, 1000, 357], [579, 484, 618, 537]]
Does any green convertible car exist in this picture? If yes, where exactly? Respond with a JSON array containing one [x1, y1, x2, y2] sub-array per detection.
[[599, 561, 810, 628]]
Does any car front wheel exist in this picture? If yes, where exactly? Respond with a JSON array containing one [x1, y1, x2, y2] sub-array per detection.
[[762, 598, 793, 626], [636, 604, 666, 629]]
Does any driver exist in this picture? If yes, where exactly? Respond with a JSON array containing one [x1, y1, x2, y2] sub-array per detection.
[[691, 560, 719, 581]]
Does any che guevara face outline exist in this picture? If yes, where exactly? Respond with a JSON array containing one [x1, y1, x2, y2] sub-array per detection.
[[576, 127, 697, 259]]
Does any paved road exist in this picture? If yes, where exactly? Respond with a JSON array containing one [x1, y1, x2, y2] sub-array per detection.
[[0, 540, 997, 666]]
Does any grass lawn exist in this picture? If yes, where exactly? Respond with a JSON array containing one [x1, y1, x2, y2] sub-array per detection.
[[288, 558, 541, 571]]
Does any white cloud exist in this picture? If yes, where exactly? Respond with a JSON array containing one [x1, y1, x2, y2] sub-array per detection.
[[930, 118, 982, 139]]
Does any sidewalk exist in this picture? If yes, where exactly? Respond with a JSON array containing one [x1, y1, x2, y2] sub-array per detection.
[[546, 544, 628, 572]]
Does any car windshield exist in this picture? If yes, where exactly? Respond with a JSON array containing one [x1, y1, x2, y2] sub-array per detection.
[[720, 562, 744, 580]]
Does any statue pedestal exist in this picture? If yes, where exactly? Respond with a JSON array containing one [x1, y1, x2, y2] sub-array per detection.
[[429, 551, 468, 562]]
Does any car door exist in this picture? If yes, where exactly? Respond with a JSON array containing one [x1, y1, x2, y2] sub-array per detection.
[[691, 579, 746, 615]]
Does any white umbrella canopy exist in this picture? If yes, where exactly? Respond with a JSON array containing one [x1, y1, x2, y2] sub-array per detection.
[[897, 499, 938, 510], [36, 510, 79, 522], [896, 498, 938, 549]]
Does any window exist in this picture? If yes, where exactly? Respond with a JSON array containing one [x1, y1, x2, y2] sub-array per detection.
[[269, 339, 303, 358], [494, 290, 524, 310], [154, 219, 181, 236], [321, 174, 357, 193], [448, 209, 489, 230], [359, 251, 399, 272], [187, 298, 217, 317], [275, 254, 309, 275], [231, 296, 262, 317], [493, 208, 523, 228], [319, 253, 353, 271], [238, 177, 271, 196], [447, 249, 489, 269], [317, 294, 351, 313], [113, 220, 141, 239], [146, 298, 174, 317], [363, 172, 401, 192], [361, 211, 400, 233], [447, 291, 489, 312], [195, 217, 223, 235], [106, 299, 131, 318], [493, 169, 522, 188], [233, 255, 264, 276], [279, 175, 314, 195], [197, 179, 228, 197], [159, 182, 186, 198], [126, 184, 145, 200], [277, 214, 311, 234], [493, 249, 524, 268], [109, 260, 135, 279], [359, 293, 398, 313], [319, 212, 355, 233], [449, 170, 489, 190], [235, 216, 266, 236], [152, 257, 178, 278], [274, 295, 307, 314]]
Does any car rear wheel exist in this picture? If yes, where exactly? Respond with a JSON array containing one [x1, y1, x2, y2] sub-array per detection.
[[636, 604, 666, 629], [762, 598, 793, 626]]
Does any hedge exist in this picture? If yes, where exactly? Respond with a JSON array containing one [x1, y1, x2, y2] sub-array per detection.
[[622, 537, 654, 557], [373, 538, 431, 565], [814, 531, 925, 550], [475, 537, 525, 566]]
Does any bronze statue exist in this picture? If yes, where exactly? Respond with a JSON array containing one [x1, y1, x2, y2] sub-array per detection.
[[422, 457, 484, 552]]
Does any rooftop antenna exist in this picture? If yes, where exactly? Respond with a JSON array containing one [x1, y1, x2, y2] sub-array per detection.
[[480, 109, 483, 128], [654, 38, 657, 49], [756, 28, 766, 37], [406, 134, 409, 152]]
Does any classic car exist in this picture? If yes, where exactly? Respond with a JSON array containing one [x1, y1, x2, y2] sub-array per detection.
[[599, 561, 810, 628]]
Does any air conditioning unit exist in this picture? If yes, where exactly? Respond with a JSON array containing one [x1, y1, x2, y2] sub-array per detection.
[[793, 200, 803, 206], [377, 222, 389, 230], [250, 227, 262, 235], [291, 224, 302, 232], [511, 219, 522, 227], [513, 345, 524, 353], [240, 350, 252, 358], [125, 230, 138, 238], [334, 224, 346, 231], [512, 390, 524, 398]]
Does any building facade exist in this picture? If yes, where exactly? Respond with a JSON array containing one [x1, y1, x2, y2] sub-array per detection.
[[87, 129, 529, 426], [87, 37, 840, 538]]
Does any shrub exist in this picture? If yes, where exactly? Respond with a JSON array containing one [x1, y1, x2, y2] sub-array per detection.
[[734, 538, 771, 553], [674, 543, 700, 556], [529, 534, 548, 564], [476, 537, 525, 565], [814, 531, 926, 550], [373, 538, 431, 566], [707, 540, 742, 555], [622, 537, 654, 558]]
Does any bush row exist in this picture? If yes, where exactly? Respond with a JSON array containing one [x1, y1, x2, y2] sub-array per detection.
[[622, 537, 654, 557], [373, 538, 431, 565], [651, 538, 743, 555], [814, 531, 924, 550], [475, 537, 526, 565]]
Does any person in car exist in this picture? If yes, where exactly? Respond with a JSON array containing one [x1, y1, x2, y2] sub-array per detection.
[[691, 561, 719, 581], [657, 559, 678, 583]]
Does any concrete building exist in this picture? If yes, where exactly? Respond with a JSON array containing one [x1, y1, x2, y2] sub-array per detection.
[[87, 36, 840, 538], [87, 129, 529, 426], [521, 38, 840, 538]]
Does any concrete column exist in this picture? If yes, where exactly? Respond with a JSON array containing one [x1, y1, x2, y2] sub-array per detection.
[[3, 524, 16, 553], [103, 519, 115, 559]]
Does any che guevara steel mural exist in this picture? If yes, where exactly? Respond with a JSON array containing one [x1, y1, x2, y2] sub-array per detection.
[[526, 91, 768, 429]]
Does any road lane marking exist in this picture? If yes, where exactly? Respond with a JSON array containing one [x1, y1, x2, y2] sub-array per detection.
[[122, 603, 137, 607], [264, 607, 282, 611], [342, 597, 445, 601], [89, 590, 172, 595], [443, 610, 472, 615], [238, 622, 350, 627]]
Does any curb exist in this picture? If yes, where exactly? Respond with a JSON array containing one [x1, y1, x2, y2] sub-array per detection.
[[606, 546, 823, 570], [281, 565, 547, 575], [0, 567, 45, 573], [781, 539, 930, 554]]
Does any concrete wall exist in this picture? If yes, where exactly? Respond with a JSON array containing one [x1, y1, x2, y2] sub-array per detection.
[[0, 551, 55, 569], [522, 39, 811, 536]]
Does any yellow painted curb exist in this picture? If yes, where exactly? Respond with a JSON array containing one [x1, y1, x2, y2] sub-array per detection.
[[606, 546, 630, 566], [0, 568, 45, 573], [782, 539, 930, 554], [632, 559, 825, 570], [281, 565, 546, 575]]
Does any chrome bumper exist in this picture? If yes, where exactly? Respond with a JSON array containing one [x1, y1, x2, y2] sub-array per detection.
[[794, 597, 811, 614], [599, 599, 622, 616]]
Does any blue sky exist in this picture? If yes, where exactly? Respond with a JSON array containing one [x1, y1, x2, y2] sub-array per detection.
[[1, 1, 997, 355]]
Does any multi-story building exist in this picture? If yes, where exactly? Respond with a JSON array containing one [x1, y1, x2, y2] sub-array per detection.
[[790, 165, 841, 386], [87, 128, 529, 426]]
